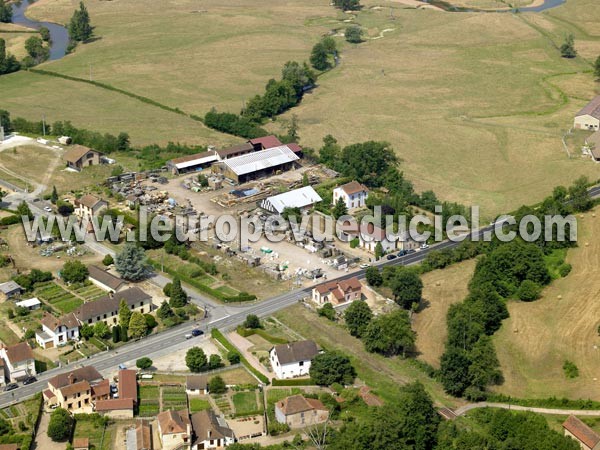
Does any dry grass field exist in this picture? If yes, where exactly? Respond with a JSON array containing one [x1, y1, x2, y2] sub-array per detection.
[[413, 258, 477, 368], [492, 207, 600, 400]]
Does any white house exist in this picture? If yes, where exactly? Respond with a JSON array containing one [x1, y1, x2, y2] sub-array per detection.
[[186, 375, 208, 396], [312, 277, 362, 306], [332, 181, 369, 210], [157, 409, 191, 450], [15, 298, 41, 311], [74, 194, 108, 219], [191, 409, 235, 449], [88, 266, 127, 293], [0, 342, 36, 382], [269, 340, 318, 380], [275, 395, 329, 429], [36, 312, 80, 349], [575, 96, 600, 131]]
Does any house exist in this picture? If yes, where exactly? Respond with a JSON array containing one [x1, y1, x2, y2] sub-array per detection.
[[36, 312, 80, 349], [168, 150, 219, 175], [0, 360, 6, 387], [259, 186, 322, 215], [135, 420, 153, 450], [269, 340, 319, 380], [0, 281, 23, 300], [157, 409, 192, 450], [333, 181, 369, 210], [563, 415, 600, 450], [0, 342, 36, 382], [88, 266, 127, 293], [74, 194, 108, 219], [312, 277, 362, 306], [186, 375, 208, 395], [73, 287, 152, 326], [44, 366, 109, 413], [275, 395, 329, 429], [64, 145, 104, 171], [574, 96, 600, 131], [190, 409, 235, 449], [212, 145, 300, 184], [72, 437, 89, 450], [585, 131, 600, 162], [14, 298, 41, 311]]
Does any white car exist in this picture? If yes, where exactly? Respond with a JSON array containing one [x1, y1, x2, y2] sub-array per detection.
[[43, 206, 52, 212], [420, 243, 429, 249]]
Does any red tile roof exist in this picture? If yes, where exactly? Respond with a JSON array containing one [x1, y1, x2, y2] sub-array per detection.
[[4, 342, 33, 363], [339, 181, 368, 195], [118, 369, 137, 402], [73, 437, 89, 449], [95, 398, 134, 411], [286, 143, 303, 153], [276, 395, 327, 416], [248, 135, 283, 150], [563, 415, 600, 449]]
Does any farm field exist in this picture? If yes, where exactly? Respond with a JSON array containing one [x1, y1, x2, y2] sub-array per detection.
[[492, 207, 600, 401]]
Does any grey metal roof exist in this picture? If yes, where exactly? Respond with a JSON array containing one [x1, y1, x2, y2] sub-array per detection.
[[223, 145, 299, 176]]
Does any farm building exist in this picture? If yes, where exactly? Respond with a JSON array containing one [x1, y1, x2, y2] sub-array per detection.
[[275, 395, 329, 429], [63, 145, 104, 171], [186, 375, 208, 395], [216, 142, 255, 160], [14, 298, 41, 311], [0, 281, 23, 299], [563, 415, 600, 450], [585, 131, 600, 162], [88, 266, 127, 292], [213, 145, 300, 184], [574, 95, 600, 131], [73, 287, 152, 326], [259, 186, 322, 215], [167, 150, 219, 175], [248, 135, 283, 151]]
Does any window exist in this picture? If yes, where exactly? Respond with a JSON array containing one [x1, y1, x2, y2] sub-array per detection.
[[88, 319, 92, 324], [103, 314, 107, 319], [130, 305, 134, 310], [299, 361, 304, 366]]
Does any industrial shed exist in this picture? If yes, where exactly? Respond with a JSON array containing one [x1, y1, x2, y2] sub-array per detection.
[[260, 186, 322, 214], [167, 150, 218, 175]]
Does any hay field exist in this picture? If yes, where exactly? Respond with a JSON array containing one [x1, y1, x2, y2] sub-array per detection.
[[413, 259, 477, 368], [492, 208, 600, 400]]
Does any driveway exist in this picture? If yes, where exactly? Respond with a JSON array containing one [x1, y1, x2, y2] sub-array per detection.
[[226, 331, 272, 380], [33, 411, 65, 450]]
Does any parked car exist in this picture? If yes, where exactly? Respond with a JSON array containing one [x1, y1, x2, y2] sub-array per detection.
[[43, 206, 52, 212], [4, 383, 18, 392], [397, 250, 407, 257], [359, 263, 370, 269], [185, 333, 193, 339], [22, 376, 36, 385], [407, 249, 416, 254], [420, 243, 429, 249], [118, 364, 127, 370], [386, 254, 397, 260], [191, 329, 203, 337]]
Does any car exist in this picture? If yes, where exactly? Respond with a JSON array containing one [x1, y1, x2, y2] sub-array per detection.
[[43, 206, 52, 212], [420, 243, 429, 249], [386, 254, 397, 260], [191, 329, 203, 337], [4, 383, 18, 392], [407, 249, 416, 254], [22, 376, 36, 385], [118, 364, 127, 370], [397, 250, 407, 257], [359, 263, 370, 269], [185, 333, 193, 339]]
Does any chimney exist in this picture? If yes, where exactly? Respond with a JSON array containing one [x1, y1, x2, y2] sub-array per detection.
[[68, 373, 76, 384], [207, 430, 211, 438]]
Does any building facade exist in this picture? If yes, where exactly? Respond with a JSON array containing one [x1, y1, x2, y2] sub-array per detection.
[[332, 181, 369, 210], [269, 340, 318, 380], [36, 312, 80, 349]]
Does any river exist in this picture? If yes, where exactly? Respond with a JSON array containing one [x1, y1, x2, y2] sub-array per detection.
[[10, 0, 68, 61]]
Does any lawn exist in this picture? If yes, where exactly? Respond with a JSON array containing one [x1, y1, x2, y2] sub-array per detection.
[[189, 397, 211, 413], [217, 367, 259, 386], [138, 385, 160, 416], [232, 391, 262, 416], [73, 416, 114, 450]]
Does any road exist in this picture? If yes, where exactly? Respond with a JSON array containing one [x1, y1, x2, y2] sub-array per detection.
[[0, 185, 598, 408], [454, 402, 600, 417]]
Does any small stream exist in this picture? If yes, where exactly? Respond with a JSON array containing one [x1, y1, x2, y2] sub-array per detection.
[[424, 0, 566, 12], [10, 0, 69, 61]]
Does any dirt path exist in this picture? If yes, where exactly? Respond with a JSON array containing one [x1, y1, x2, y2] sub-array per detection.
[[33, 411, 64, 450], [455, 402, 600, 417], [226, 331, 272, 380]]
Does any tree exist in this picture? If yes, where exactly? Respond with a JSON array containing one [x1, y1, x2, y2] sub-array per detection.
[[517, 279, 542, 301], [365, 266, 382, 287], [157, 301, 174, 320], [117, 132, 130, 150], [227, 351, 241, 364], [310, 350, 356, 385], [39, 26, 51, 42], [440, 347, 471, 397], [318, 302, 336, 320], [115, 243, 148, 281], [344, 301, 372, 337], [390, 268, 423, 309], [186, 347, 208, 372], [468, 336, 502, 389], [209, 375, 227, 394], [281, 61, 315, 96], [345, 25, 363, 43], [50, 186, 58, 204], [332, 197, 348, 219], [47, 408, 73, 441], [374, 242, 384, 260], [136, 357, 153, 370], [0, 0, 12, 23], [57, 203, 74, 216], [17, 201, 33, 219], [128, 312, 148, 339], [68, 1, 93, 42], [310, 42, 329, 71], [102, 254, 114, 266], [112, 324, 120, 343], [319, 134, 340, 167], [61, 260, 89, 284], [145, 314, 157, 330], [560, 34, 577, 58], [24, 36, 49, 65], [363, 309, 415, 357], [169, 276, 188, 308], [93, 321, 110, 339], [243, 314, 261, 329], [208, 354, 223, 370], [332, 0, 360, 11], [118, 299, 132, 328], [79, 323, 94, 340], [119, 325, 128, 342], [568, 176, 592, 212]]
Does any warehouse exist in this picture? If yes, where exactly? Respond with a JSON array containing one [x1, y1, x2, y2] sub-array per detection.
[[212, 145, 300, 183], [260, 186, 322, 214], [167, 150, 219, 175]]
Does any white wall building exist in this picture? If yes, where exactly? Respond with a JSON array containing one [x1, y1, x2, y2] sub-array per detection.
[[36, 312, 80, 349], [332, 181, 369, 210], [269, 340, 318, 380], [0, 342, 36, 382]]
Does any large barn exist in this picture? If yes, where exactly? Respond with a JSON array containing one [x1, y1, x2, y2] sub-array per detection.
[[574, 95, 600, 131]]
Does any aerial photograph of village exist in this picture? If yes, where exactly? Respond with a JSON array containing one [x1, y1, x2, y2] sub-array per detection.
[[0, 0, 600, 448]]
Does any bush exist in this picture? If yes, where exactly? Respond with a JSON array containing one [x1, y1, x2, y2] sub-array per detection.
[[47, 408, 72, 441], [517, 280, 542, 302], [243, 314, 261, 329], [318, 303, 336, 321], [227, 351, 241, 365], [209, 376, 226, 394], [558, 263, 572, 277], [563, 360, 579, 379], [102, 254, 114, 266], [136, 357, 153, 370]]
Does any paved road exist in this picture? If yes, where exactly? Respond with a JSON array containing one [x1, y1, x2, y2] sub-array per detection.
[[454, 402, 600, 417]]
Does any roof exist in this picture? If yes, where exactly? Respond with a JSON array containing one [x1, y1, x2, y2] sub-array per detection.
[[248, 135, 283, 150], [118, 369, 137, 401], [48, 366, 103, 390], [0, 281, 22, 294], [272, 340, 318, 365], [563, 415, 600, 448], [72, 437, 89, 449], [338, 181, 369, 196], [64, 145, 102, 164], [191, 409, 234, 444], [75, 194, 105, 209], [88, 266, 126, 291], [170, 150, 218, 170], [41, 312, 79, 331], [315, 277, 361, 302], [287, 143, 303, 153], [4, 342, 33, 363], [43, 389, 56, 400], [0, 445, 20, 450], [74, 287, 150, 322], [92, 379, 110, 398], [186, 375, 208, 391], [136, 420, 152, 450], [276, 395, 327, 416], [60, 380, 91, 397], [222, 145, 299, 176], [157, 410, 190, 435], [95, 398, 134, 411], [576, 95, 600, 120], [15, 298, 41, 308], [260, 186, 322, 214], [216, 142, 254, 159]]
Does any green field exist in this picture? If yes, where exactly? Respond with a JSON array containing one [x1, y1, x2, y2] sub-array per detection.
[[138, 385, 160, 416], [35, 282, 83, 313], [73, 415, 115, 450], [232, 391, 262, 416], [189, 397, 211, 413]]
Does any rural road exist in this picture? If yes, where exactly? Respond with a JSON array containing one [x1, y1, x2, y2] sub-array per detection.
[[454, 402, 600, 417], [0, 184, 599, 409]]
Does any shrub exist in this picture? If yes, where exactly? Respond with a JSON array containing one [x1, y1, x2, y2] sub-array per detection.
[[517, 280, 542, 302], [208, 376, 226, 394], [102, 254, 114, 266], [563, 360, 579, 379], [136, 357, 153, 370], [47, 408, 72, 441], [558, 263, 572, 277]]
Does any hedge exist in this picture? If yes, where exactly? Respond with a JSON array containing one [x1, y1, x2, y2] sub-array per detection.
[[485, 394, 600, 410], [211, 329, 269, 384], [271, 378, 316, 386]]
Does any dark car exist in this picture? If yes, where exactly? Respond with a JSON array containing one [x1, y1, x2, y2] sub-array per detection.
[[397, 250, 407, 257], [386, 254, 397, 260], [4, 383, 18, 392], [191, 329, 204, 337], [407, 249, 416, 254], [22, 376, 36, 385]]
